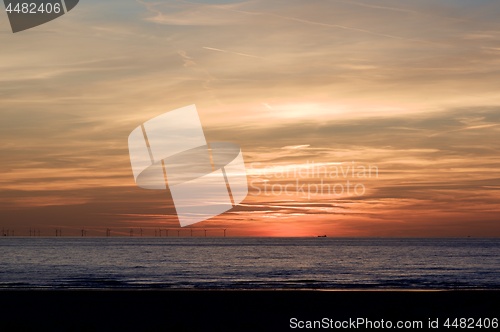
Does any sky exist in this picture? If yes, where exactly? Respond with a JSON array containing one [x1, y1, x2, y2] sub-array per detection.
[[1, 0, 499, 237]]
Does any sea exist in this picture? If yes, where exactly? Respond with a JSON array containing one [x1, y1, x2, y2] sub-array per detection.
[[0, 237, 499, 290]]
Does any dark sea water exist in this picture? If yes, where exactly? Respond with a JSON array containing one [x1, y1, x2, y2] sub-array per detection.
[[0, 237, 498, 290]]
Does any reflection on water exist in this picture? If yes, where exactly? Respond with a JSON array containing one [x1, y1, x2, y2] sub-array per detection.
[[0, 237, 498, 289]]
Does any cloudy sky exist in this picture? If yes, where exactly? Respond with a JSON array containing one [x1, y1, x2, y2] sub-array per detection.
[[1, 0, 499, 236]]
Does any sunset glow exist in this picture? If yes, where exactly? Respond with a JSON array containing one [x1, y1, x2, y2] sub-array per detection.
[[1, 0, 500, 237]]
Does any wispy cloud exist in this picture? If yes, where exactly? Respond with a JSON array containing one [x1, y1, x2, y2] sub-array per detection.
[[175, 0, 443, 45], [1, 0, 500, 236], [202, 46, 263, 59]]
